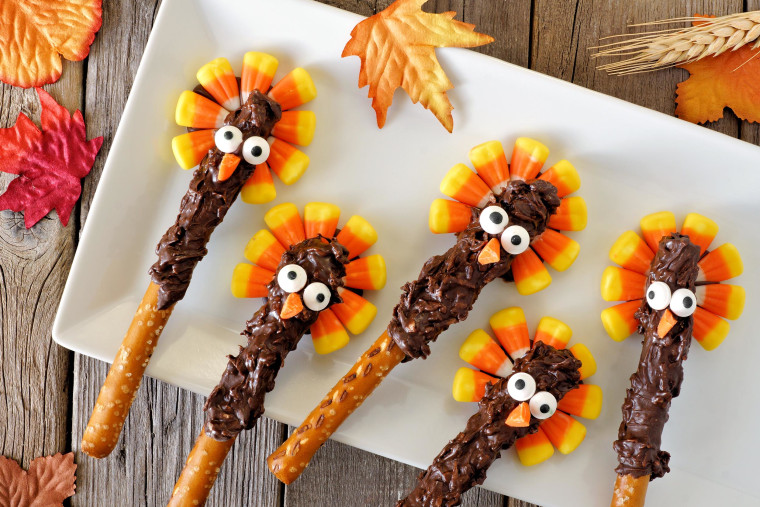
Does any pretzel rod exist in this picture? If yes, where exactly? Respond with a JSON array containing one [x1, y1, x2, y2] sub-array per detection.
[[611, 474, 649, 507], [268, 330, 405, 484], [81, 282, 174, 458], [168, 432, 236, 507]]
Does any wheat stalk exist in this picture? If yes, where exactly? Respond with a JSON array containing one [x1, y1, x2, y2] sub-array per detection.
[[592, 11, 760, 74]]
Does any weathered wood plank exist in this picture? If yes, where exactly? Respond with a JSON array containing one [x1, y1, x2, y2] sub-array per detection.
[[742, 1, 760, 146], [0, 61, 82, 469]]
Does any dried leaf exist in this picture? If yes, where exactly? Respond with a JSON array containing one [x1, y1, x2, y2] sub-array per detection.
[[0, 453, 77, 506], [675, 44, 760, 124], [0, 88, 103, 227], [0, 0, 102, 88], [342, 0, 494, 132]]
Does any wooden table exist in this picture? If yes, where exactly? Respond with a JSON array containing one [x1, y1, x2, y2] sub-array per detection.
[[1, 1, 757, 505]]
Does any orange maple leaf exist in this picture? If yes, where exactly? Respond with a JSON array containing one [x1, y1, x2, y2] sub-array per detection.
[[342, 0, 494, 132], [0, 0, 102, 88]]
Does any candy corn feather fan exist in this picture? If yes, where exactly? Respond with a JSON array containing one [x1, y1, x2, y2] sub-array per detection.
[[453, 308, 601, 467]]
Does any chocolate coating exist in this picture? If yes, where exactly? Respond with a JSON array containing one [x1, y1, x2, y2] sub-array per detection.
[[149, 90, 282, 309], [388, 180, 560, 359], [614, 233, 700, 480], [398, 343, 581, 507], [204, 237, 349, 441]]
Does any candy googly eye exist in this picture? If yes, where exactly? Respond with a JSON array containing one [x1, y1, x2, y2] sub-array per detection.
[[277, 264, 307, 293], [215, 126, 243, 153], [303, 282, 331, 311], [501, 225, 530, 255], [479, 206, 509, 235], [242, 136, 270, 165], [507, 372, 536, 401], [670, 288, 697, 317], [646, 281, 671, 310], [529, 391, 557, 420]]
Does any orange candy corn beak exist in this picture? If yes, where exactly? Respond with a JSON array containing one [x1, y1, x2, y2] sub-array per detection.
[[218, 153, 241, 181], [280, 293, 303, 320], [478, 238, 501, 265], [506, 402, 531, 427], [657, 308, 678, 338]]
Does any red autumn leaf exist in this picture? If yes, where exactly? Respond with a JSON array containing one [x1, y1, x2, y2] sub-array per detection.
[[0, 87, 103, 228], [0, 452, 77, 506]]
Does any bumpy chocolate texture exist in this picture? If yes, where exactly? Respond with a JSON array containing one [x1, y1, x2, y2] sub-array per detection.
[[614, 233, 700, 480], [203, 237, 348, 441], [388, 180, 560, 360], [398, 342, 581, 507], [149, 91, 282, 310]]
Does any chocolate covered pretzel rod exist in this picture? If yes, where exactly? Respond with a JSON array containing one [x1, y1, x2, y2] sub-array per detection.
[[269, 137, 588, 484]]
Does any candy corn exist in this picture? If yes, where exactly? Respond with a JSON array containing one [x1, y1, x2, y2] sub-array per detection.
[[538, 160, 580, 198], [681, 213, 718, 256], [468, 140, 509, 193], [478, 238, 501, 265], [489, 307, 530, 359], [429, 199, 472, 234], [540, 411, 586, 454], [695, 284, 745, 320], [175, 90, 228, 129], [608, 230, 653, 275], [452, 367, 497, 403], [509, 137, 549, 181], [267, 138, 310, 186], [241, 164, 277, 204], [311, 309, 350, 354], [241, 51, 279, 102], [533, 317, 572, 350], [511, 249, 552, 295], [697, 243, 743, 282], [268, 68, 317, 111], [171, 130, 215, 170], [693, 307, 730, 351], [440, 163, 493, 208], [601, 266, 646, 302], [304, 202, 340, 239], [331, 288, 377, 335], [196, 57, 240, 111], [335, 215, 378, 259], [569, 343, 596, 380], [271, 111, 316, 147], [515, 427, 555, 466], [601, 300, 641, 342], [244, 229, 286, 272], [640, 211, 676, 253], [531, 229, 580, 272], [547, 196, 587, 231], [557, 384, 602, 419], [459, 329, 513, 377], [344, 255, 387, 290], [231, 263, 274, 298], [265, 203, 305, 247], [217, 153, 240, 181]]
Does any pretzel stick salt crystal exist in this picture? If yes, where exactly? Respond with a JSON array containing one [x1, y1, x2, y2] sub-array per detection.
[[268, 331, 405, 483], [81, 283, 174, 458], [168, 432, 236, 507], [612, 474, 649, 507]]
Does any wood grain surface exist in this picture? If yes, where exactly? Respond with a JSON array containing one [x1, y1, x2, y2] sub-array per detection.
[[0, 1, 756, 506]]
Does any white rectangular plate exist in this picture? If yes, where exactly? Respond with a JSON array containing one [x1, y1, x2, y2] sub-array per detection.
[[53, 0, 760, 505]]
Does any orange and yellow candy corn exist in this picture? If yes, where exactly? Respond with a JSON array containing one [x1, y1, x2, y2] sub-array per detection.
[[540, 411, 586, 455], [538, 160, 580, 198], [311, 309, 350, 354], [268, 68, 317, 111], [608, 230, 654, 275], [241, 164, 277, 204], [175, 91, 228, 129], [171, 130, 215, 170], [557, 384, 602, 420], [331, 288, 377, 335], [452, 367, 496, 403], [241, 51, 278, 102], [267, 138, 310, 186], [304, 202, 340, 239], [515, 427, 555, 466], [695, 283, 745, 320], [344, 255, 387, 290], [265, 203, 306, 248], [231, 264, 274, 298], [547, 196, 587, 232], [429, 199, 472, 235], [511, 249, 552, 295], [271, 110, 316, 147], [440, 163, 492, 208], [469, 141, 509, 193], [533, 317, 572, 350], [601, 300, 641, 342], [681, 213, 718, 255], [531, 230, 580, 272], [569, 343, 597, 380], [692, 307, 730, 351], [601, 266, 646, 302], [335, 215, 378, 259], [510, 137, 549, 181], [697, 243, 743, 282], [197, 57, 240, 111], [640, 211, 676, 253], [459, 329, 513, 377], [244, 229, 286, 272], [489, 307, 530, 359]]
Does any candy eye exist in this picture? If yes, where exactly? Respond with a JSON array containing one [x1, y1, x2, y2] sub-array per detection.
[[242, 136, 270, 165], [646, 281, 671, 310], [529, 391, 557, 420], [479, 206, 509, 235], [303, 282, 331, 311], [215, 126, 243, 153], [501, 225, 530, 255], [670, 288, 697, 317], [277, 264, 307, 293], [507, 372, 536, 401]]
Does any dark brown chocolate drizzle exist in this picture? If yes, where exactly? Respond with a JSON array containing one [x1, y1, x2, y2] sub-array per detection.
[[614, 233, 700, 480], [203, 237, 349, 441], [388, 179, 560, 360], [149, 90, 282, 310], [398, 343, 581, 507]]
